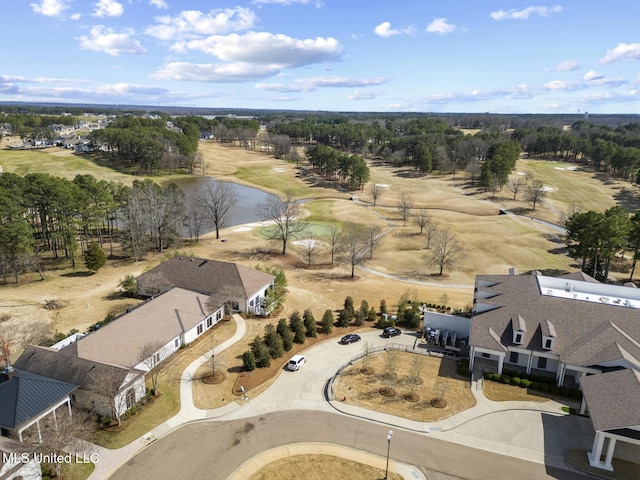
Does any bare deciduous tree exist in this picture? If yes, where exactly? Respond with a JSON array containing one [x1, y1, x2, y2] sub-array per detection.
[[88, 369, 133, 425], [340, 224, 368, 278], [324, 225, 342, 264], [369, 183, 381, 206], [256, 191, 306, 256], [366, 226, 384, 259], [507, 176, 527, 200], [428, 229, 463, 275], [25, 409, 93, 478], [525, 179, 547, 210], [199, 180, 237, 240], [424, 218, 439, 249], [397, 192, 414, 227], [138, 342, 164, 396], [184, 196, 207, 243], [413, 209, 431, 234], [297, 236, 319, 266]]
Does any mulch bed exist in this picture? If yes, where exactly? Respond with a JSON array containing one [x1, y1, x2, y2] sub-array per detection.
[[202, 371, 225, 384]]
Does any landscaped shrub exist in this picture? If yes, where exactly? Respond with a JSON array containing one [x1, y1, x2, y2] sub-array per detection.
[[549, 385, 559, 394], [457, 359, 470, 377], [559, 386, 569, 397], [530, 381, 540, 390], [539, 383, 550, 393], [500, 375, 511, 384], [519, 379, 531, 388], [510, 377, 521, 387]]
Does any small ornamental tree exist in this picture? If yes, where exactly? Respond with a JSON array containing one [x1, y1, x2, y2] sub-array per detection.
[[359, 300, 369, 317], [118, 274, 137, 297], [264, 324, 284, 358], [337, 309, 350, 328], [242, 350, 256, 371], [379, 299, 387, 315], [321, 309, 334, 334], [354, 310, 365, 326], [290, 310, 306, 344], [303, 309, 317, 338], [84, 242, 106, 272], [289, 310, 303, 332], [251, 336, 271, 368], [277, 318, 294, 351], [367, 307, 377, 322], [344, 296, 355, 315]]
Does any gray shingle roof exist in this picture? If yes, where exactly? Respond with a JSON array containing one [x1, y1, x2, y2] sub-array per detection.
[[0, 368, 77, 430], [136, 257, 274, 299], [580, 369, 640, 431], [470, 274, 640, 368], [14, 343, 135, 393], [76, 287, 213, 368]]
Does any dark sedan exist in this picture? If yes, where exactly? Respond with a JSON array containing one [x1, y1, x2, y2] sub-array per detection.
[[340, 334, 361, 344], [382, 327, 401, 338]]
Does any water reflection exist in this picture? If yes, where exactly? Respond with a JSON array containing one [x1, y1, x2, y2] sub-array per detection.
[[170, 176, 271, 231]]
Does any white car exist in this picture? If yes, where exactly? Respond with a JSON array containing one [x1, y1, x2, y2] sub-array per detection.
[[286, 354, 307, 371]]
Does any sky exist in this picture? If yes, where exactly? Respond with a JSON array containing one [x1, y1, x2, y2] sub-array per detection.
[[2, 0, 640, 113]]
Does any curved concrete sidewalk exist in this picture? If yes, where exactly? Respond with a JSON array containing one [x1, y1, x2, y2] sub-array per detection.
[[89, 315, 247, 480], [93, 327, 594, 480]]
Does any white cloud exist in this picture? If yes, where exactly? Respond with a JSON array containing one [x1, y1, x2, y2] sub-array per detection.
[[584, 70, 603, 81], [178, 32, 343, 67], [92, 0, 124, 17], [374, 21, 414, 38], [599, 43, 640, 64], [70, 12, 81, 20], [426, 18, 457, 35], [149, 0, 168, 9], [348, 90, 382, 100], [77, 26, 147, 56], [145, 8, 257, 41], [0, 75, 80, 84], [30, 0, 67, 17], [154, 62, 283, 82], [554, 59, 580, 71], [256, 76, 387, 92], [490, 5, 562, 21]]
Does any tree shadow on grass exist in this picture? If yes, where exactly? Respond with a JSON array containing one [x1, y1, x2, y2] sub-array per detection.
[[61, 271, 94, 278]]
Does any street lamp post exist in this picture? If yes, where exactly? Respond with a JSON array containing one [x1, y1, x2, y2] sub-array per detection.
[[384, 429, 393, 479]]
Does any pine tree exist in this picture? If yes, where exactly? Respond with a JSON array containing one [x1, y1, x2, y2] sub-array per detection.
[[277, 318, 294, 351], [321, 309, 334, 334], [303, 308, 317, 337], [84, 242, 106, 272]]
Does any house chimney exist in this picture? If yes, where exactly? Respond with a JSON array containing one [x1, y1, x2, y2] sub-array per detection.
[[508, 267, 518, 276], [0, 365, 16, 382]]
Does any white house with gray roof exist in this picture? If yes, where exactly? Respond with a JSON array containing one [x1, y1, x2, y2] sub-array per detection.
[[468, 270, 640, 472], [15, 288, 224, 419], [136, 257, 276, 316]]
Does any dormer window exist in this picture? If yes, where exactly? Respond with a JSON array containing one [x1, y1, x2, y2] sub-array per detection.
[[512, 315, 526, 345], [541, 319, 556, 350]]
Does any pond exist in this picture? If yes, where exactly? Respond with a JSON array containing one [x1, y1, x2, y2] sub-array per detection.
[[169, 176, 272, 230]]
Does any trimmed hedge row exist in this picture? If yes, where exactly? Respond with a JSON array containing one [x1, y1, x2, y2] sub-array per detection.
[[483, 372, 582, 400]]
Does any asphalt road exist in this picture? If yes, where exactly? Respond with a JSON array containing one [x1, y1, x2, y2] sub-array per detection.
[[109, 410, 594, 480]]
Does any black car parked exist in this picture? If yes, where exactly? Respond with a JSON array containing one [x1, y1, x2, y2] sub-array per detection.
[[382, 327, 401, 338], [340, 333, 361, 344]]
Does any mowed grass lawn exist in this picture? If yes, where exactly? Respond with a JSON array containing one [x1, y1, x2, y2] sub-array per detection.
[[0, 144, 135, 183]]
